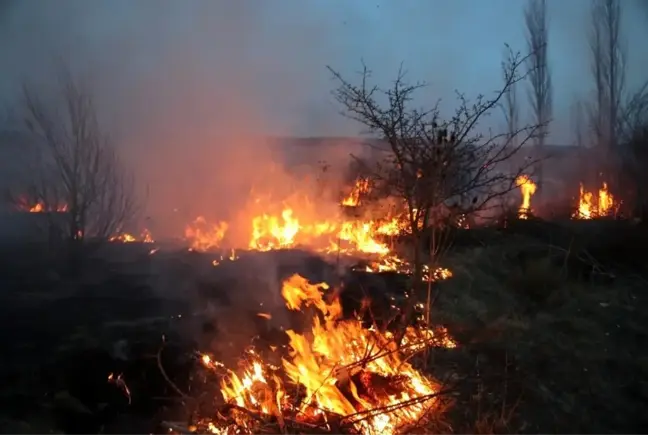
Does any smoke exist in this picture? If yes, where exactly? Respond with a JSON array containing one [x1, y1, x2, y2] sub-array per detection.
[[0, 0, 372, 238]]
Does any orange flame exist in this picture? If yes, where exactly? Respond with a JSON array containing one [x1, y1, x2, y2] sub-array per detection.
[[341, 178, 370, 207], [573, 182, 616, 219], [183, 184, 453, 283], [200, 274, 455, 434], [15, 197, 68, 213], [109, 228, 155, 244], [515, 175, 536, 219], [185, 216, 229, 251]]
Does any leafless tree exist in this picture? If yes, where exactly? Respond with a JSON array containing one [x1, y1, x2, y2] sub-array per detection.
[[571, 99, 586, 150], [501, 49, 520, 148], [570, 97, 591, 192], [588, 0, 626, 185], [15, 68, 137, 249], [525, 0, 552, 195], [328, 46, 542, 290]]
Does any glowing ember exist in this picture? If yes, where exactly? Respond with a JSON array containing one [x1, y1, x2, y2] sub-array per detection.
[[15, 197, 68, 213], [109, 229, 154, 244], [212, 249, 239, 266], [353, 256, 453, 282], [573, 182, 617, 219], [515, 175, 536, 219], [199, 274, 454, 434]]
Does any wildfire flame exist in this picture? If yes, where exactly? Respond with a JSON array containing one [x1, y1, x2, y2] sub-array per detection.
[[15, 198, 68, 213], [515, 175, 536, 219], [342, 178, 370, 207], [109, 228, 154, 244], [185, 216, 229, 251], [250, 209, 301, 251], [573, 182, 616, 219], [182, 179, 454, 282], [200, 274, 455, 434]]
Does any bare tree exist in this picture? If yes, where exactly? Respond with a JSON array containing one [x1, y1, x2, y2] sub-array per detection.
[[16, 68, 137, 249], [571, 98, 586, 150], [328, 46, 542, 291], [589, 0, 626, 186], [525, 0, 552, 195], [501, 49, 520, 148]]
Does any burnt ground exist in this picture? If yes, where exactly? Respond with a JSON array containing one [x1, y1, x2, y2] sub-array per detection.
[[0, 220, 646, 434]]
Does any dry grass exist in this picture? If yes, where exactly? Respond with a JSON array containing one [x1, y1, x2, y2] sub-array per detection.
[[1, 236, 647, 434], [423, 235, 648, 433]]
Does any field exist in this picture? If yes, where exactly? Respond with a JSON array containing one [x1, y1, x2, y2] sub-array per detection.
[[0, 219, 647, 434]]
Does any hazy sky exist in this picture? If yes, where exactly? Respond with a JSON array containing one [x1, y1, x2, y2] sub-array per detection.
[[0, 0, 646, 142], [0, 0, 646, 230]]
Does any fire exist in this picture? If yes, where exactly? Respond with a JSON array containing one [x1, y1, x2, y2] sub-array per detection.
[[573, 182, 616, 219], [212, 249, 239, 267], [15, 197, 68, 213], [185, 216, 229, 251], [335, 221, 391, 255], [109, 229, 155, 244], [200, 274, 453, 434], [250, 209, 301, 251], [342, 178, 370, 207], [515, 175, 536, 219], [182, 182, 454, 284]]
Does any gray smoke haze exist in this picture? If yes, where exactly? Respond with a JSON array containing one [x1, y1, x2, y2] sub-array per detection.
[[0, 0, 646, 237]]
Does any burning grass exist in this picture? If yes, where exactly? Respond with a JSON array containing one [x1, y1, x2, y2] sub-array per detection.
[[193, 273, 455, 435], [1, 223, 648, 433]]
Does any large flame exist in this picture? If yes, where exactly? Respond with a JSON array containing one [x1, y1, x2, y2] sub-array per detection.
[[184, 178, 454, 281], [185, 216, 229, 251], [573, 182, 616, 219], [200, 274, 455, 434], [515, 175, 536, 219]]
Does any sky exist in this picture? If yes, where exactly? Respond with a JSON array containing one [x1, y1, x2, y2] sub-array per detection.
[[0, 0, 646, 231], [0, 0, 646, 140]]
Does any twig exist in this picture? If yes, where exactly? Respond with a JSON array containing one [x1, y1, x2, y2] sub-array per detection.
[[157, 337, 191, 400]]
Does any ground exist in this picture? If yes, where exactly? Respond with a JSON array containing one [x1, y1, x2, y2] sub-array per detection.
[[0, 220, 647, 434]]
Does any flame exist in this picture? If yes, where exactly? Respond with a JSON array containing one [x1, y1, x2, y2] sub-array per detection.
[[515, 175, 536, 219], [573, 182, 616, 219], [200, 274, 454, 434], [15, 197, 68, 213], [185, 216, 229, 251], [109, 228, 155, 244], [183, 183, 453, 284], [250, 208, 301, 251], [212, 249, 239, 267], [342, 178, 370, 207]]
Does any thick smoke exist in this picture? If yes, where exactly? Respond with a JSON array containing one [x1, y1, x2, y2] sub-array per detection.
[[0, 0, 371, 239]]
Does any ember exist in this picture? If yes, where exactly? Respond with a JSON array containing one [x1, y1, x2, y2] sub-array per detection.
[[197, 274, 454, 434], [14, 197, 68, 213], [109, 229, 154, 244]]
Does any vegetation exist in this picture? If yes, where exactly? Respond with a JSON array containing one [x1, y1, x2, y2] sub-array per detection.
[[0, 1, 648, 434], [13, 68, 138, 249]]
